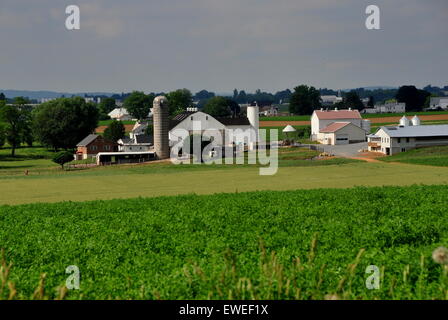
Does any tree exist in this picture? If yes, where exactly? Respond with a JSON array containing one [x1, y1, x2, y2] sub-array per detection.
[[103, 120, 125, 142], [33, 97, 99, 150], [124, 91, 153, 120], [0, 101, 27, 156], [203, 97, 233, 117], [344, 91, 365, 110], [0, 123, 5, 148], [52, 151, 73, 169], [166, 89, 193, 115], [194, 90, 215, 101], [98, 97, 116, 116], [396, 86, 430, 112], [236, 90, 247, 104], [289, 85, 321, 115], [367, 96, 375, 107], [0, 93, 5, 101]]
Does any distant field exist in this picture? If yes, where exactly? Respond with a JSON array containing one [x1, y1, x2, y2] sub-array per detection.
[[98, 120, 135, 126], [380, 146, 448, 167], [259, 111, 448, 122], [1, 185, 448, 299]]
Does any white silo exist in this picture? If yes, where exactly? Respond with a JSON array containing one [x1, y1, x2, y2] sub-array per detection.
[[399, 116, 411, 126], [412, 115, 421, 126], [246, 102, 260, 147]]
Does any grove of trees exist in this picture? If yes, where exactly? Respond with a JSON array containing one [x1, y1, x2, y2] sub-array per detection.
[[289, 85, 321, 115], [33, 97, 99, 150]]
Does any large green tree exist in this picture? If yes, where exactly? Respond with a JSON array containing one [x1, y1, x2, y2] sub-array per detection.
[[124, 91, 154, 120], [33, 97, 99, 150], [98, 97, 116, 116], [396, 86, 431, 112], [203, 97, 233, 117], [166, 89, 193, 115], [289, 85, 321, 115], [103, 120, 125, 142], [0, 101, 31, 156], [343, 91, 365, 110]]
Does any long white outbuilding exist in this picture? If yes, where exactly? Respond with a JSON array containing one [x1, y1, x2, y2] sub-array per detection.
[[368, 116, 448, 155]]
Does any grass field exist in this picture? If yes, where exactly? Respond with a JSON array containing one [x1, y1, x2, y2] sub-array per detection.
[[380, 146, 448, 167], [1, 185, 448, 300]]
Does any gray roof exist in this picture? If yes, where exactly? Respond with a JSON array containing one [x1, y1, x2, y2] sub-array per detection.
[[135, 134, 153, 144], [77, 134, 98, 147], [380, 125, 448, 138]]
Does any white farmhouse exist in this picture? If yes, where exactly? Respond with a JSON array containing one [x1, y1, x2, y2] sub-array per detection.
[[311, 109, 370, 145], [368, 116, 448, 155], [108, 107, 133, 121]]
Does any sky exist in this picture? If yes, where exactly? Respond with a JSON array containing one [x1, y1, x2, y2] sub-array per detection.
[[0, 0, 447, 94]]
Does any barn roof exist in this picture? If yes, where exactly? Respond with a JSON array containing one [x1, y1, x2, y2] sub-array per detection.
[[380, 125, 448, 138], [320, 122, 351, 133], [76, 134, 98, 147], [314, 110, 361, 120]]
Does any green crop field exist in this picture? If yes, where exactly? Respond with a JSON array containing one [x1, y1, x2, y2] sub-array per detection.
[[1, 185, 448, 300], [380, 146, 448, 167]]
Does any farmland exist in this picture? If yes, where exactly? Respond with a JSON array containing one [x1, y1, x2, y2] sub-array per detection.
[[380, 146, 448, 167], [1, 185, 448, 300]]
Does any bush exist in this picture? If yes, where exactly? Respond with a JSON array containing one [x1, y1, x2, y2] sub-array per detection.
[[52, 151, 74, 169]]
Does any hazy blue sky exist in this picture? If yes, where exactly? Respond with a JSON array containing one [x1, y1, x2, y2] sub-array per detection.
[[0, 0, 447, 93]]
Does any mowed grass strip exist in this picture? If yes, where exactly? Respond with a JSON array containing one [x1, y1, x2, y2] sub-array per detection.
[[1, 161, 448, 205], [1, 185, 448, 299]]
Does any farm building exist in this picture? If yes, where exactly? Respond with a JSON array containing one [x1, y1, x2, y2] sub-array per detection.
[[118, 134, 153, 152], [362, 102, 406, 114], [429, 97, 448, 110], [168, 106, 259, 150], [108, 107, 133, 121], [368, 116, 448, 155], [311, 108, 370, 145], [75, 134, 118, 160]]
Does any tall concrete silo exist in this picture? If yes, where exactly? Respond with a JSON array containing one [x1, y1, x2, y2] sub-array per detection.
[[153, 96, 170, 159]]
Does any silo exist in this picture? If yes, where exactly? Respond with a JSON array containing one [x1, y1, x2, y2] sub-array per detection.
[[153, 96, 170, 159], [412, 115, 421, 126], [399, 116, 411, 126], [246, 103, 259, 147], [361, 119, 371, 133]]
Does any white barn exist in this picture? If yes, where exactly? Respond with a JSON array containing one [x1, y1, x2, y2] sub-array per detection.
[[311, 109, 370, 145], [169, 107, 260, 150]]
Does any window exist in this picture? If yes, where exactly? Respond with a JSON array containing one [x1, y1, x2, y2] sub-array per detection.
[[397, 138, 401, 143], [105, 145, 110, 151], [406, 138, 410, 143], [401, 148, 406, 152], [206, 116, 208, 120], [191, 116, 193, 120]]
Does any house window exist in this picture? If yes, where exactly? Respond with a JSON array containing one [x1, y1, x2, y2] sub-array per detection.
[[91, 145, 98, 151], [397, 138, 401, 143], [401, 148, 406, 152], [206, 116, 208, 120], [191, 116, 193, 120], [105, 145, 110, 151], [406, 138, 410, 143]]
